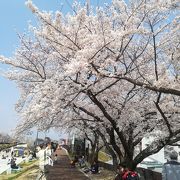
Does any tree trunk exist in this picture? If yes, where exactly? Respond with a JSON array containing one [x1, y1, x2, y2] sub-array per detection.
[[89, 144, 96, 164]]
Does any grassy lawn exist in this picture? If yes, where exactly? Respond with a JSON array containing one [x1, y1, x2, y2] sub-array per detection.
[[98, 151, 112, 162], [69, 151, 111, 163], [0, 159, 38, 180]]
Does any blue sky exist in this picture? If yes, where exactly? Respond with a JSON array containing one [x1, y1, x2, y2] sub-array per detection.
[[0, 0, 111, 140]]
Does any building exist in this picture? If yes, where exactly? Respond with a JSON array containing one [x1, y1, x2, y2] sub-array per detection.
[[138, 136, 180, 172]]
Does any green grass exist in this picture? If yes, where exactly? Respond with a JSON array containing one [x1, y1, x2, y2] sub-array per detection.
[[0, 159, 38, 180], [69, 150, 112, 163], [19, 159, 36, 167], [7, 165, 38, 180]]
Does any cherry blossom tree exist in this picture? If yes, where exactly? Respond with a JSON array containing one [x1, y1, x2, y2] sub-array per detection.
[[0, 0, 179, 169]]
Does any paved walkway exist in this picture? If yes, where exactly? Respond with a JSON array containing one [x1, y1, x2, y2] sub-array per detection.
[[46, 148, 90, 180]]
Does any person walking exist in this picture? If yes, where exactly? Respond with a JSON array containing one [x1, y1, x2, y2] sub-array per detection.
[[45, 142, 53, 166], [36, 144, 47, 180], [162, 150, 180, 180]]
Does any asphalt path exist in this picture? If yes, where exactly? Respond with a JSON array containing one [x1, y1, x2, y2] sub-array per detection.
[[46, 148, 90, 180]]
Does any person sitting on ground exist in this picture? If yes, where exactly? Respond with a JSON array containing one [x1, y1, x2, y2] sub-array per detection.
[[114, 163, 139, 180], [70, 155, 78, 167], [90, 160, 99, 174], [78, 156, 85, 167], [10, 158, 19, 169], [162, 150, 180, 180], [115, 163, 126, 180]]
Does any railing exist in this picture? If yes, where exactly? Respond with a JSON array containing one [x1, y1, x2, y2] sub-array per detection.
[[98, 161, 162, 180], [137, 167, 162, 180]]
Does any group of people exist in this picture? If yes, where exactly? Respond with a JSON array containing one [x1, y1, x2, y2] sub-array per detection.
[[7, 157, 19, 170], [70, 155, 86, 168], [36, 141, 58, 179], [114, 150, 180, 180], [70, 155, 99, 174], [36, 143, 180, 180], [83, 160, 99, 174], [37, 142, 55, 168], [7, 150, 20, 170], [5, 141, 58, 174], [114, 163, 139, 180]]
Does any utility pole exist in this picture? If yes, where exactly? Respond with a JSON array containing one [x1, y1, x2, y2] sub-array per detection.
[[35, 130, 39, 147], [86, 0, 90, 15]]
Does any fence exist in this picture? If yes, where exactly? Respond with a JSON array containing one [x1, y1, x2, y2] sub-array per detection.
[[98, 161, 162, 180], [137, 167, 162, 180]]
